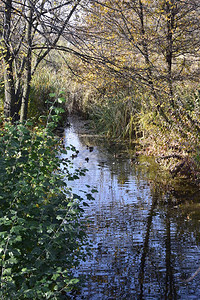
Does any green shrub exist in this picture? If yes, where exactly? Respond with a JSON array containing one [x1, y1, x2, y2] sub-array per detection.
[[0, 119, 91, 299]]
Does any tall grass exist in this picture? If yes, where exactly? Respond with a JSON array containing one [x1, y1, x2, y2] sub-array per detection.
[[88, 93, 141, 139], [29, 67, 65, 120]]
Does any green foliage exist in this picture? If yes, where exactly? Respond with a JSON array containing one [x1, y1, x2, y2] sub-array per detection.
[[0, 117, 91, 298], [29, 65, 67, 120]]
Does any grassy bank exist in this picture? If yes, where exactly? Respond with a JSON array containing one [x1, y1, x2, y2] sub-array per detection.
[[65, 76, 200, 185]]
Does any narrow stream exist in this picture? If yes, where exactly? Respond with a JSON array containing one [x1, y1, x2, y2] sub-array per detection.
[[63, 117, 200, 299]]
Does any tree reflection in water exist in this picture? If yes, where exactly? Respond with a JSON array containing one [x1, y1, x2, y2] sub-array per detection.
[[63, 117, 200, 299]]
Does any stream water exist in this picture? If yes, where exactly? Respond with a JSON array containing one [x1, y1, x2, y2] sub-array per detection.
[[63, 117, 200, 300]]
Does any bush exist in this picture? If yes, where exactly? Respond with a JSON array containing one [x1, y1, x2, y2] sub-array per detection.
[[0, 120, 91, 299]]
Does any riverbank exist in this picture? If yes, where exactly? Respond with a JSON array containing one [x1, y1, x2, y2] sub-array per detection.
[[138, 135, 200, 188], [65, 83, 200, 188]]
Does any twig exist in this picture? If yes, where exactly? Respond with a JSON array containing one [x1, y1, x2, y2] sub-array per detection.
[[158, 154, 183, 160], [170, 161, 186, 178], [184, 265, 200, 283]]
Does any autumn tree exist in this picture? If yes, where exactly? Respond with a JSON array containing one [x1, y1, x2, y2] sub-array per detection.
[[80, 0, 199, 115], [0, 0, 85, 122]]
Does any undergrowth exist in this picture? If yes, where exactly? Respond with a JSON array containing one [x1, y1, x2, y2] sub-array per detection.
[[0, 95, 96, 299]]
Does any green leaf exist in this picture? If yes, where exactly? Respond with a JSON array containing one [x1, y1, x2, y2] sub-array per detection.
[[57, 97, 66, 103], [49, 93, 56, 98]]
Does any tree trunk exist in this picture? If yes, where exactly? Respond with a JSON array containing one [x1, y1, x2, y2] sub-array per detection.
[[20, 61, 31, 122], [138, 0, 169, 123], [3, 0, 17, 122], [20, 6, 32, 122], [3, 61, 16, 121], [165, 0, 175, 107]]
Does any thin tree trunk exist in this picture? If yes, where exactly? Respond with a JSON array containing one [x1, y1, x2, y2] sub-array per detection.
[[3, 0, 17, 122], [20, 5, 32, 122], [138, 0, 169, 123], [3, 61, 16, 120], [165, 0, 175, 107]]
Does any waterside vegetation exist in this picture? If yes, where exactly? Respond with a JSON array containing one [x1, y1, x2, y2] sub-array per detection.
[[0, 97, 97, 298], [12, 0, 198, 184], [0, 0, 200, 297]]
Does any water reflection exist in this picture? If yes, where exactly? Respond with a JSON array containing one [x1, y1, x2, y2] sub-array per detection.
[[63, 117, 200, 299]]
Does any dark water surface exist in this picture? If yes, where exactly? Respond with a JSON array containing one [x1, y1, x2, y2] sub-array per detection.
[[63, 117, 200, 300]]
